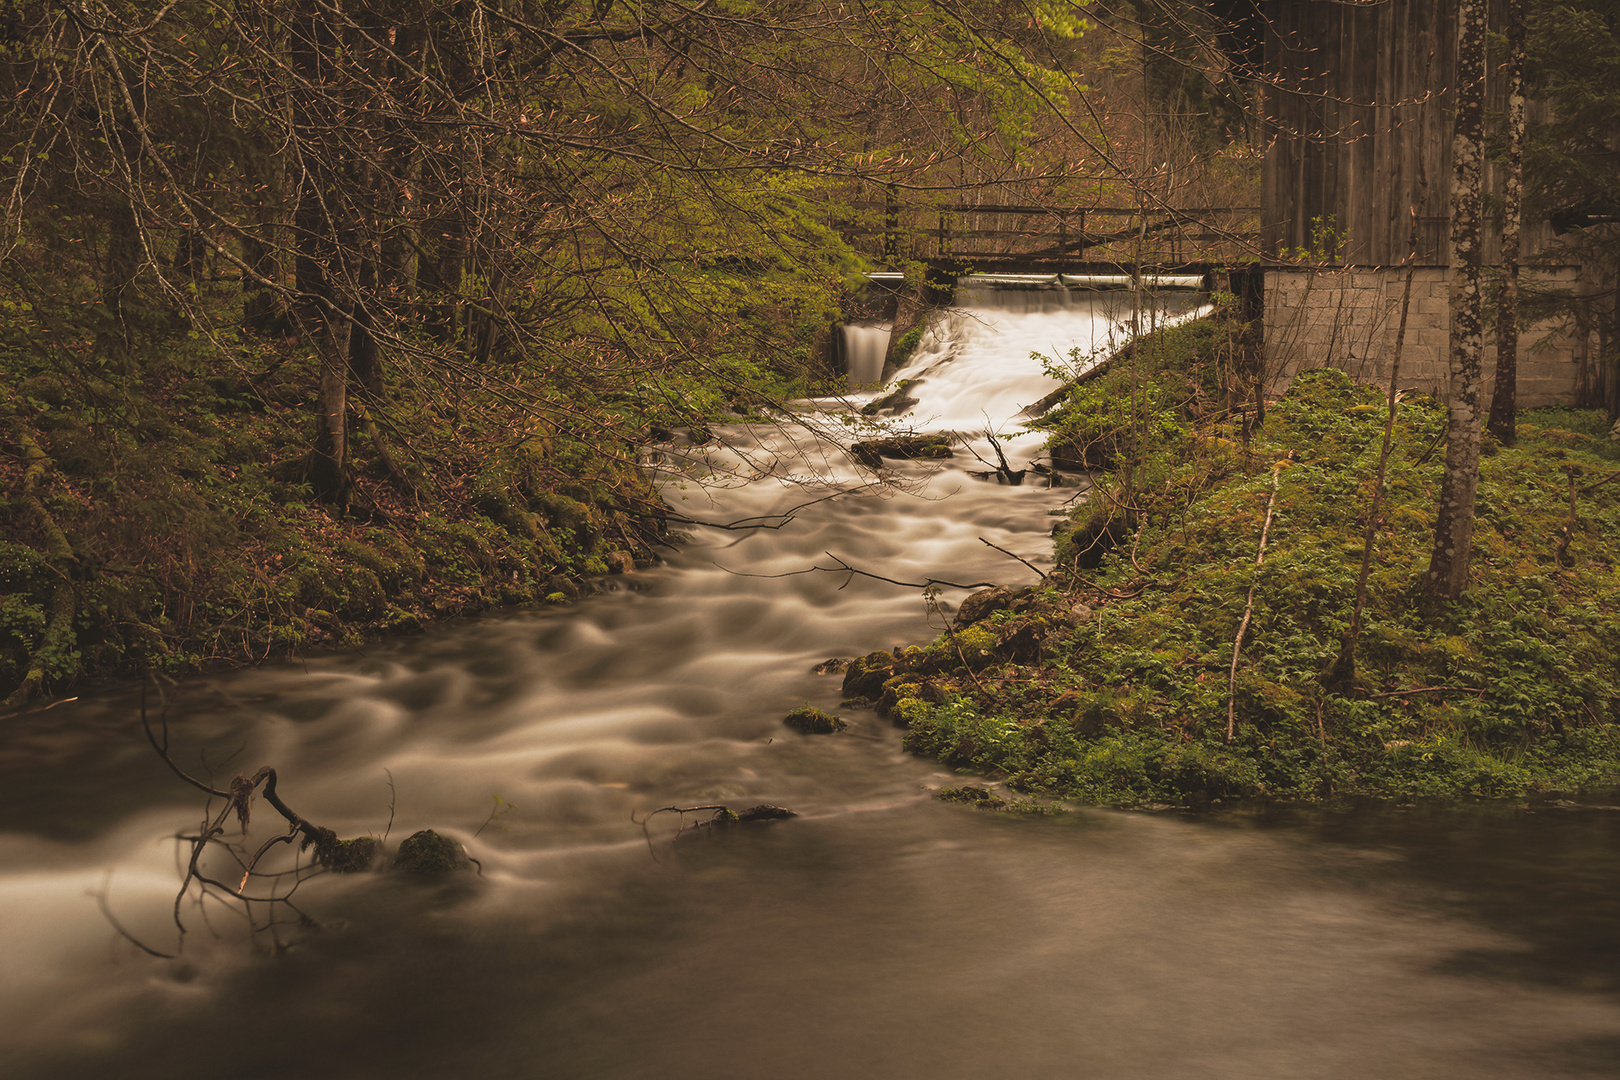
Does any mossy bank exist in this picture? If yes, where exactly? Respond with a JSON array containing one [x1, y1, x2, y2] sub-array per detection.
[[866, 314, 1620, 805]]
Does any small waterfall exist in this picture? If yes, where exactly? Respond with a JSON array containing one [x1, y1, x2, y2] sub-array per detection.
[[885, 280, 1208, 468], [840, 323, 891, 387]]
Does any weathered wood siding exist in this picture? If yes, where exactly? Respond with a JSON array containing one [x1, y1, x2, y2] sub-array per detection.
[[1261, 0, 1551, 267]]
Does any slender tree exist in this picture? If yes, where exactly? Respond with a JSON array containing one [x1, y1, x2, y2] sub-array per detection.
[[1425, 0, 1489, 599], [1486, 0, 1527, 447]]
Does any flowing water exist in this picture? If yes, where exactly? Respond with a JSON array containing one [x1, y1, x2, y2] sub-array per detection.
[[2, 288, 1619, 1080]]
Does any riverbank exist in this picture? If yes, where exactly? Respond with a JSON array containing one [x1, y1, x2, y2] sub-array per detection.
[[875, 315, 1620, 803], [0, 276, 836, 709]]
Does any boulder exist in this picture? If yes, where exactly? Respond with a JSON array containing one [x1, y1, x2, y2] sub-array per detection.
[[392, 829, 468, 874], [783, 706, 846, 734], [841, 650, 896, 701], [952, 586, 1018, 628], [851, 434, 953, 468]]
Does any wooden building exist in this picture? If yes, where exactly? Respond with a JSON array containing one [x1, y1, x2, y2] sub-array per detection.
[[1256, 0, 1606, 408]]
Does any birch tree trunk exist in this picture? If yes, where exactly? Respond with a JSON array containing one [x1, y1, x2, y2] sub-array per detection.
[[1424, 0, 1488, 599], [1486, 0, 1526, 447]]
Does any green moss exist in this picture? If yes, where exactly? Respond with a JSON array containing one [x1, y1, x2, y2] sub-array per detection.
[[318, 835, 381, 873], [783, 705, 846, 734], [891, 325, 925, 366], [937, 785, 1006, 809], [392, 829, 466, 874]]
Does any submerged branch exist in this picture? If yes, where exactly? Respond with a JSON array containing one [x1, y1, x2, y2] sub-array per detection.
[[978, 537, 1044, 579], [714, 552, 997, 591]]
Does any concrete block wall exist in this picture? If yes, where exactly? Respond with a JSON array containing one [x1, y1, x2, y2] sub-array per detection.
[[1263, 266, 1586, 408]]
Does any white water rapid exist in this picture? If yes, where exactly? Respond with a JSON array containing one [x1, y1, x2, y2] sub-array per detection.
[[2, 285, 1618, 1080]]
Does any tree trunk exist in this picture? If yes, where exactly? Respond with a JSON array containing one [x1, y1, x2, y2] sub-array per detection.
[[1486, 0, 1525, 447], [1425, 0, 1488, 599], [291, 2, 351, 506]]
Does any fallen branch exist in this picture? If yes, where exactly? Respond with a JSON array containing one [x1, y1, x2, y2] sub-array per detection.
[[715, 552, 998, 591], [978, 537, 1044, 579], [664, 486, 870, 531], [1227, 467, 1282, 743], [1366, 685, 1486, 699], [103, 679, 414, 957], [632, 802, 797, 857]]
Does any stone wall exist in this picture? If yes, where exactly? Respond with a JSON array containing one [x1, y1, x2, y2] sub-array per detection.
[[1262, 265, 1589, 408]]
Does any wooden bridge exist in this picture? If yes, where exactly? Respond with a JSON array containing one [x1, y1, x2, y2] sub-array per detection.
[[844, 201, 1262, 276]]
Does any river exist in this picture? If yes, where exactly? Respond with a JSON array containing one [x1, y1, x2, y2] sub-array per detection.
[[2, 285, 1618, 1079]]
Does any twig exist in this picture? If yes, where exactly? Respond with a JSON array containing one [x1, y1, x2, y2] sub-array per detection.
[[978, 537, 1043, 579], [1578, 469, 1620, 495], [663, 486, 868, 531], [1065, 573, 1152, 600], [925, 591, 988, 694], [715, 553, 997, 591], [382, 768, 397, 845], [1127, 519, 1148, 574], [94, 879, 177, 960], [631, 804, 733, 857], [1366, 685, 1485, 699], [141, 679, 232, 800], [1227, 467, 1282, 743]]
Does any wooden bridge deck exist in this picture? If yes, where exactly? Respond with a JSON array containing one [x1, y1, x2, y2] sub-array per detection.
[[844, 201, 1263, 273]]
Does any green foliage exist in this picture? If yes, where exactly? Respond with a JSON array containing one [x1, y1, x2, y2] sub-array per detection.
[[1036, 314, 1247, 473], [890, 325, 926, 367]]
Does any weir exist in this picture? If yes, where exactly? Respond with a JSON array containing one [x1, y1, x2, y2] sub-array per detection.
[[839, 270, 1208, 389]]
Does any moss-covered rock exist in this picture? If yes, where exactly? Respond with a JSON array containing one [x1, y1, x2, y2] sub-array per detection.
[[842, 650, 896, 701], [783, 705, 846, 734], [392, 829, 467, 874], [937, 785, 1006, 809], [851, 434, 953, 468], [320, 835, 382, 873]]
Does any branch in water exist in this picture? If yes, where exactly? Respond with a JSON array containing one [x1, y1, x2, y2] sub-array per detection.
[[714, 552, 998, 591], [978, 537, 1044, 578], [95, 879, 178, 960], [663, 486, 873, 531]]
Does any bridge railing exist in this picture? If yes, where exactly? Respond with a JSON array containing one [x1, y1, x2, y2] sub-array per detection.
[[842, 201, 1262, 269]]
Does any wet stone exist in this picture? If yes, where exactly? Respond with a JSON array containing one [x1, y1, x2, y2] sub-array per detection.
[[851, 434, 954, 467], [842, 650, 896, 700], [783, 706, 846, 734], [936, 785, 1007, 810], [392, 829, 468, 874]]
